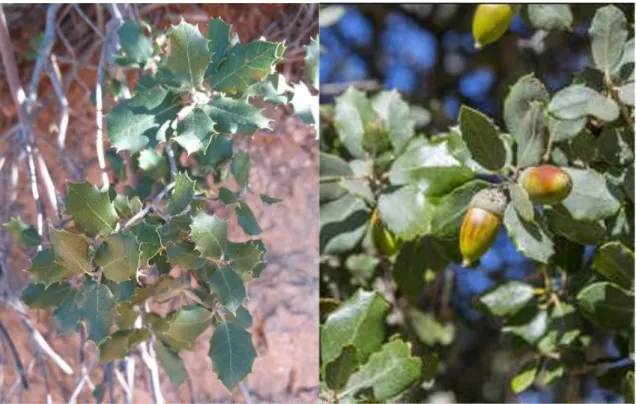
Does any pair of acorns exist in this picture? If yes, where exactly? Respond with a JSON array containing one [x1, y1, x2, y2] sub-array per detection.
[[370, 165, 572, 266], [460, 165, 572, 266]]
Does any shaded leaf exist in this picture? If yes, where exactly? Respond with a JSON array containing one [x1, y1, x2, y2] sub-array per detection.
[[95, 233, 140, 283], [174, 108, 217, 155], [21, 282, 70, 309], [236, 201, 261, 236], [159, 305, 213, 351], [167, 172, 196, 216], [209, 266, 246, 314], [155, 340, 188, 385], [591, 242, 634, 289], [26, 249, 71, 287], [576, 282, 634, 330], [82, 283, 116, 344], [3, 217, 40, 247], [504, 204, 554, 264], [99, 329, 150, 361], [459, 105, 506, 171], [231, 151, 251, 189]]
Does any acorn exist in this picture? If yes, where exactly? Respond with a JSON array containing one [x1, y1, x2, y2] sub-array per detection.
[[370, 209, 400, 257], [519, 165, 572, 205], [460, 188, 507, 266], [472, 4, 514, 49]]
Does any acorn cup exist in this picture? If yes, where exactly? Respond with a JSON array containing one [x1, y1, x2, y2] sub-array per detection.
[[370, 209, 401, 257], [459, 188, 507, 266], [472, 4, 514, 49], [519, 165, 572, 205]]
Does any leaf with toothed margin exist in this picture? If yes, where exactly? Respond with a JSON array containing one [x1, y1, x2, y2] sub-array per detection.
[[54, 288, 83, 334], [189, 211, 227, 259], [95, 233, 141, 283], [208, 41, 285, 94], [138, 149, 169, 180], [231, 151, 251, 190], [155, 340, 188, 385], [235, 201, 261, 236], [3, 217, 40, 247], [106, 87, 181, 153], [21, 282, 70, 308], [63, 182, 118, 237], [227, 241, 264, 276], [99, 329, 151, 361], [158, 214, 192, 246], [208, 266, 246, 314], [203, 96, 272, 135], [165, 20, 213, 89], [208, 321, 256, 390], [26, 249, 72, 287], [158, 305, 213, 351], [82, 283, 117, 344], [129, 220, 162, 263], [206, 18, 232, 74], [167, 241, 207, 270], [49, 225, 93, 275], [173, 108, 218, 156], [167, 172, 196, 216]]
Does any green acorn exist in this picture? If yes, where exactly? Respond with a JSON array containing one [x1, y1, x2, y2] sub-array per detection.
[[472, 4, 514, 49], [519, 165, 572, 205], [370, 209, 401, 257]]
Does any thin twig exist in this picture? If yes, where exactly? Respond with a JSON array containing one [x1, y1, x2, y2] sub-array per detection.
[[27, 4, 60, 113], [67, 356, 98, 404], [46, 57, 70, 148], [0, 322, 28, 389], [123, 182, 174, 228], [95, 22, 112, 188], [17, 312, 73, 375], [124, 357, 135, 404]]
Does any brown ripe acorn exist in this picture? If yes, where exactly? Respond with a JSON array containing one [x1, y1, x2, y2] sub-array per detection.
[[370, 209, 401, 257], [519, 165, 572, 205], [459, 188, 507, 266]]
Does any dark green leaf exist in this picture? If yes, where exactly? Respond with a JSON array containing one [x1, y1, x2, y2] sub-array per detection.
[[167, 172, 195, 216], [21, 282, 70, 308], [504, 204, 554, 264], [576, 282, 634, 329], [95, 233, 140, 283], [592, 242, 634, 289], [155, 340, 188, 385], [325, 344, 359, 391], [204, 96, 272, 135], [236, 201, 261, 236], [260, 193, 282, 205], [459, 106, 506, 171], [430, 180, 490, 238], [117, 22, 153, 65], [82, 283, 116, 344], [206, 18, 231, 73], [26, 249, 71, 287], [231, 151, 251, 190], [3, 217, 40, 247], [174, 108, 217, 155], [189, 210, 227, 259], [209, 266, 246, 314], [208, 322, 257, 390], [159, 305, 213, 351]]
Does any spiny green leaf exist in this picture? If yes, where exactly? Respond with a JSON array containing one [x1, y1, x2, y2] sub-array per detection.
[[227, 241, 264, 275], [231, 151, 251, 189], [206, 18, 232, 73], [189, 210, 227, 259], [342, 340, 422, 401], [158, 214, 192, 246], [63, 182, 118, 237], [26, 249, 72, 287], [3, 217, 40, 247], [129, 220, 162, 263], [138, 149, 169, 180], [95, 233, 140, 283], [174, 108, 217, 155], [106, 88, 181, 153], [54, 289, 83, 334], [155, 340, 188, 385], [219, 187, 240, 205], [167, 241, 207, 270], [103, 279, 136, 302], [208, 266, 246, 314], [203, 96, 272, 135], [117, 22, 153, 66], [208, 322, 257, 390], [99, 329, 151, 361], [82, 283, 117, 344], [21, 282, 70, 308], [194, 135, 233, 170], [49, 226, 93, 275], [159, 305, 213, 351], [166, 20, 212, 88], [236, 201, 261, 236], [167, 172, 196, 216], [208, 41, 285, 94]]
